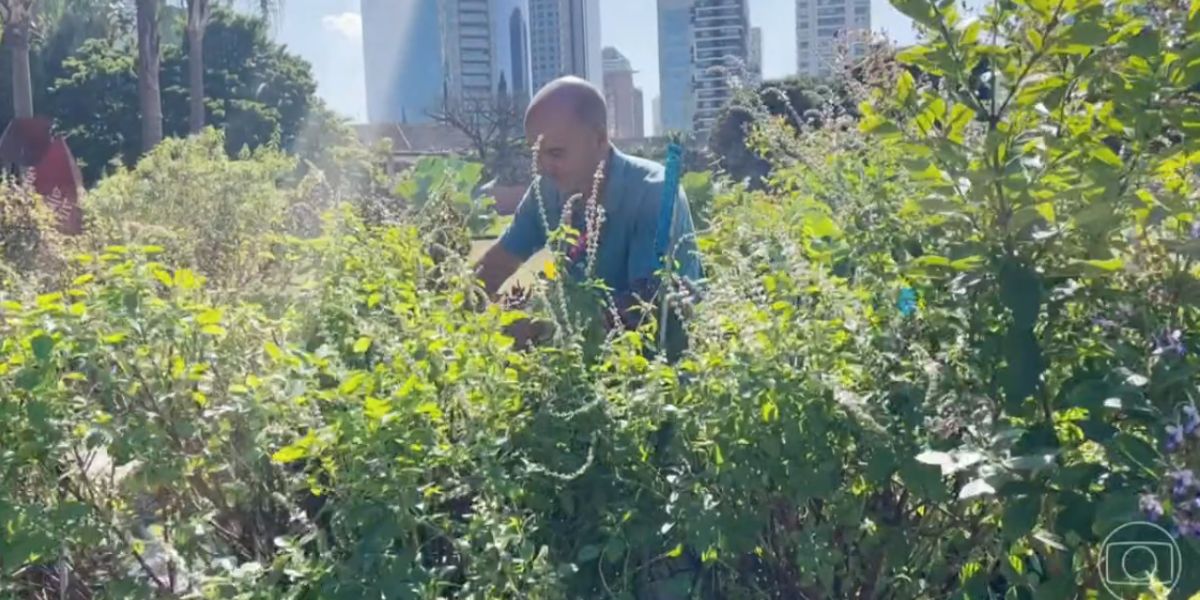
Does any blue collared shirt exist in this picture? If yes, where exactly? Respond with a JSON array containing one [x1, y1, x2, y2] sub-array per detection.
[[498, 146, 702, 295]]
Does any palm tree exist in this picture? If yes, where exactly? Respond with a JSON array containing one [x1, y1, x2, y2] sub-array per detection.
[[135, 0, 162, 151], [1, 0, 37, 119], [183, 0, 278, 134], [183, 0, 210, 133]]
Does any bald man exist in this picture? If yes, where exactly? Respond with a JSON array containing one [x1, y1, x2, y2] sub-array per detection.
[[474, 76, 702, 332]]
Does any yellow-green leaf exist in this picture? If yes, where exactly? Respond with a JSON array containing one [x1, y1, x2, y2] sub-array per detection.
[[151, 268, 174, 288], [72, 274, 94, 286], [1080, 258, 1124, 272], [271, 444, 307, 464], [665, 544, 684, 558], [1026, 28, 1044, 50], [68, 302, 86, 317], [1089, 145, 1122, 167], [264, 341, 282, 362], [200, 324, 227, 336], [102, 333, 127, 344], [761, 401, 779, 423], [416, 401, 444, 422], [340, 371, 369, 395], [364, 396, 391, 420], [36, 292, 63, 307], [366, 292, 383, 308], [174, 269, 198, 290], [543, 260, 558, 281], [897, 70, 916, 103], [353, 336, 372, 354], [196, 308, 222, 326]]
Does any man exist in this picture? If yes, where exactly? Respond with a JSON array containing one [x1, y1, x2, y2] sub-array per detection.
[[474, 76, 702, 345]]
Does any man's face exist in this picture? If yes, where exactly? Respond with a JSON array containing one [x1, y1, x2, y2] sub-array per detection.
[[526, 105, 608, 196]]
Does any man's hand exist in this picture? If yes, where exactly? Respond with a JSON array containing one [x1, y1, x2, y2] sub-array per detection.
[[473, 243, 525, 302], [504, 317, 553, 350]]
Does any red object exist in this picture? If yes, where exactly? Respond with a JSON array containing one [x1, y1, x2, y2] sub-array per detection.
[[0, 117, 84, 235]]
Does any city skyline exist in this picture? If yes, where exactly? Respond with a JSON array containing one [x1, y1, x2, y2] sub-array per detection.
[[276, 0, 978, 129]]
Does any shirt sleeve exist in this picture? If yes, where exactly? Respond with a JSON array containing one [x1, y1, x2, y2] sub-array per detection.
[[625, 183, 703, 293], [497, 184, 547, 261]]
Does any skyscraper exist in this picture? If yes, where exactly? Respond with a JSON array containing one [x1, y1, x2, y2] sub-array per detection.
[[364, 0, 532, 123], [691, 0, 751, 135], [529, 0, 603, 94], [796, 0, 870, 77], [656, 0, 694, 134], [362, 0, 445, 124], [444, 0, 532, 100], [749, 26, 763, 83], [602, 46, 643, 140]]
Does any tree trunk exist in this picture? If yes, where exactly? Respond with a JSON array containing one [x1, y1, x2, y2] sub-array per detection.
[[7, 20, 34, 119], [136, 0, 163, 152], [186, 22, 204, 133]]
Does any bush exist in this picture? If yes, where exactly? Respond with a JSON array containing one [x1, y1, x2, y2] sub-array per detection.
[[5, 0, 1200, 598]]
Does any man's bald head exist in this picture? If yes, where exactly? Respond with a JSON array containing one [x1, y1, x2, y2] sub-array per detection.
[[525, 76, 608, 135]]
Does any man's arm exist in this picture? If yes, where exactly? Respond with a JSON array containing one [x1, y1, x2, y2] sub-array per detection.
[[474, 243, 524, 299], [473, 184, 547, 299]]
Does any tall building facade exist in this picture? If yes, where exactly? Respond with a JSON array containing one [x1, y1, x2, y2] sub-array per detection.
[[364, 0, 532, 124], [691, 0, 751, 135], [602, 46, 643, 139], [444, 0, 532, 100], [529, 0, 603, 93], [362, 0, 445, 124], [749, 26, 763, 83], [796, 0, 870, 78], [656, 0, 694, 134]]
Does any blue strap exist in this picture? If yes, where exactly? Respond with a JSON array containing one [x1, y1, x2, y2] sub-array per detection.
[[654, 143, 684, 272]]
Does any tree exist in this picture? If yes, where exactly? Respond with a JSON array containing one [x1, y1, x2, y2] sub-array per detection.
[[47, 8, 317, 183], [1, 0, 38, 119], [135, 0, 162, 151], [179, 0, 279, 134], [708, 76, 853, 188], [429, 80, 527, 184], [0, 0, 130, 125], [182, 0, 210, 133]]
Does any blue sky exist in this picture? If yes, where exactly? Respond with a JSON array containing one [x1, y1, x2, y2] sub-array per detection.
[[273, 0, 935, 126]]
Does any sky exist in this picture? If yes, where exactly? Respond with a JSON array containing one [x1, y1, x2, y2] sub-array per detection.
[[272, 0, 938, 127]]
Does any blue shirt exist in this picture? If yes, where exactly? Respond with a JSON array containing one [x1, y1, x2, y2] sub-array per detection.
[[498, 146, 702, 295]]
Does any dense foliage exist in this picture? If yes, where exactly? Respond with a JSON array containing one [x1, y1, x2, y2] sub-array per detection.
[[5, 0, 1200, 598]]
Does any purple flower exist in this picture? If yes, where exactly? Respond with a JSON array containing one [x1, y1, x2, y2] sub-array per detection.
[[1142, 494, 1165, 521], [1167, 425, 1186, 453], [1173, 468, 1197, 499], [1185, 405, 1200, 436], [1154, 329, 1186, 358]]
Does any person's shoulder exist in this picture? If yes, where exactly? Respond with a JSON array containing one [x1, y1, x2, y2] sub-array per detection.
[[614, 149, 668, 187]]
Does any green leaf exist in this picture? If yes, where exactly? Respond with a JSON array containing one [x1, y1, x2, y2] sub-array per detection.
[[950, 256, 984, 271], [353, 336, 372, 353], [665, 543, 684, 558], [271, 444, 307, 464], [576, 545, 601, 563], [1002, 495, 1040, 540], [30, 335, 54, 361]]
